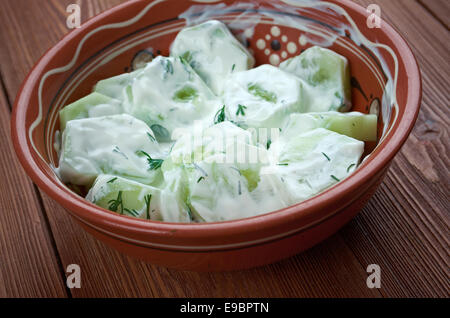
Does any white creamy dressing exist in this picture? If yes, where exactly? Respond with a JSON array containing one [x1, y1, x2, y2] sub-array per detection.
[[171, 20, 255, 95], [223, 64, 306, 128], [86, 174, 190, 222], [55, 14, 380, 222], [270, 128, 364, 203], [280, 46, 352, 112], [58, 114, 162, 187], [128, 56, 221, 137]]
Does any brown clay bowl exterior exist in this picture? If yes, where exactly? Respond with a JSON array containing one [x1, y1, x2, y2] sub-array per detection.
[[11, 0, 421, 271]]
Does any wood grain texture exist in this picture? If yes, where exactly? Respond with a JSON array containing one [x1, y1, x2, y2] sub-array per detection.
[[346, 0, 450, 298], [0, 81, 67, 297], [0, 0, 448, 298], [418, 0, 450, 28], [39, 194, 380, 298]]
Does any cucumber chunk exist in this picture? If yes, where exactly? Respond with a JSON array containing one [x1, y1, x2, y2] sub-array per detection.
[[269, 128, 364, 203], [86, 174, 190, 222], [169, 121, 254, 165], [280, 46, 351, 112], [59, 92, 122, 131], [126, 56, 220, 141], [222, 65, 306, 129], [94, 69, 142, 102], [58, 114, 163, 187], [183, 156, 287, 222], [161, 122, 287, 222], [171, 20, 255, 95], [283, 112, 378, 142]]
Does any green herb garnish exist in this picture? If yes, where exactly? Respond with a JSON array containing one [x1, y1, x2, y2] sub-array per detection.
[[162, 58, 174, 76], [197, 176, 205, 183], [147, 132, 156, 143], [107, 177, 118, 184], [187, 205, 193, 221], [214, 105, 226, 124], [137, 150, 163, 170], [113, 146, 128, 159], [277, 163, 289, 166], [144, 194, 152, 220], [150, 124, 171, 142], [331, 175, 340, 182], [193, 163, 208, 177], [248, 83, 277, 103], [266, 139, 272, 149], [322, 152, 331, 161], [236, 104, 247, 116], [347, 163, 356, 173], [108, 191, 124, 214], [180, 51, 193, 64], [124, 208, 140, 218], [231, 64, 236, 72]]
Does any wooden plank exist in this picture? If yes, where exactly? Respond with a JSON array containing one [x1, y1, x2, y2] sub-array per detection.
[[418, 0, 450, 28], [38, 193, 384, 297], [1, 0, 448, 297], [345, 0, 450, 297], [0, 80, 68, 297], [0, 0, 380, 297]]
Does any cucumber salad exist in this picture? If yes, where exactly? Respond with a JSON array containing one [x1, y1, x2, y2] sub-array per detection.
[[56, 20, 377, 223]]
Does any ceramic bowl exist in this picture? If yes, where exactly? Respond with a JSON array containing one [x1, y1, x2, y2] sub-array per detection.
[[12, 0, 421, 271]]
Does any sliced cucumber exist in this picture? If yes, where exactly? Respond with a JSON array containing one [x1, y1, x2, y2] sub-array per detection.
[[86, 174, 190, 222], [269, 128, 364, 203], [59, 92, 122, 131], [283, 112, 378, 142], [168, 121, 254, 165], [58, 114, 163, 187], [127, 56, 221, 141], [171, 20, 255, 95], [184, 157, 286, 222], [280, 46, 351, 112], [94, 69, 142, 102], [222, 65, 306, 129]]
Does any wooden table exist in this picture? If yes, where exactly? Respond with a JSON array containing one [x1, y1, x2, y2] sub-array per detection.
[[0, 0, 448, 298]]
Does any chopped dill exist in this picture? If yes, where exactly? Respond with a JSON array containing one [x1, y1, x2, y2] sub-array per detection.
[[214, 105, 226, 124], [193, 163, 208, 177], [137, 150, 163, 170], [147, 132, 156, 143], [162, 58, 174, 76], [113, 146, 128, 159], [347, 163, 356, 173], [331, 175, 340, 182], [197, 176, 205, 183], [124, 208, 140, 217], [322, 152, 331, 161], [107, 177, 118, 184], [236, 104, 247, 116], [108, 191, 124, 214], [144, 194, 152, 220]]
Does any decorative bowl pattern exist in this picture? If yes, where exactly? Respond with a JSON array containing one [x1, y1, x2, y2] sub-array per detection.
[[12, 0, 421, 271]]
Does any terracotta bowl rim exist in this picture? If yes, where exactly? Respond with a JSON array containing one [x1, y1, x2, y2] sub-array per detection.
[[11, 0, 421, 241]]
